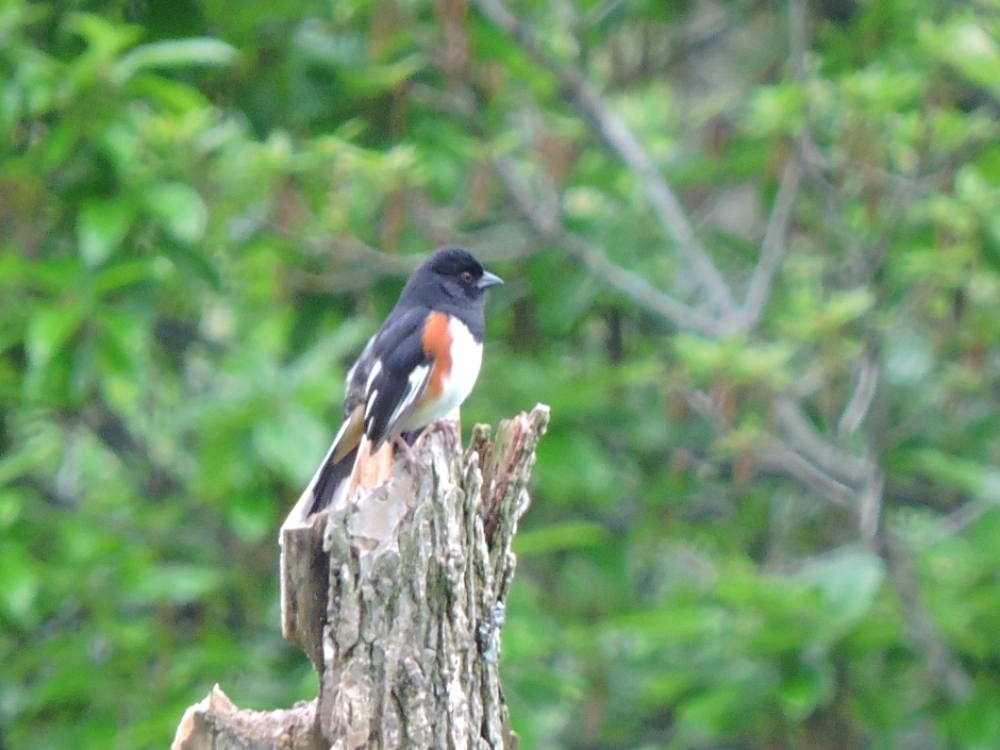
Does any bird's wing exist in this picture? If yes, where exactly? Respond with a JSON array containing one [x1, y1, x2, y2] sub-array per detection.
[[308, 306, 435, 512], [361, 305, 435, 449], [325, 305, 434, 459]]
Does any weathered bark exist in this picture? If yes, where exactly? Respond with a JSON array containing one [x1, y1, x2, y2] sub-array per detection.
[[173, 405, 549, 750]]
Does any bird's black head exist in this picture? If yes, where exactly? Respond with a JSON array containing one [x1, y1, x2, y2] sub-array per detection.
[[402, 247, 503, 310]]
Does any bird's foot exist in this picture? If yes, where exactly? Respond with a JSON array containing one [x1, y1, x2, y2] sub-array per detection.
[[393, 420, 462, 471], [392, 434, 423, 471], [426, 418, 461, 453]]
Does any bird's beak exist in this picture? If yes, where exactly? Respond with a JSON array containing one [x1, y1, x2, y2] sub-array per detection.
[[477, 271, 504, 289]]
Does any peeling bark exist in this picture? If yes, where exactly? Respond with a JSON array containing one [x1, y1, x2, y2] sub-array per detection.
[[173, 405, 549, 750]]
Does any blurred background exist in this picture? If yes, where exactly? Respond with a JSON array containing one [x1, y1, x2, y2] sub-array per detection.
[[3, 0, 1000, 747]]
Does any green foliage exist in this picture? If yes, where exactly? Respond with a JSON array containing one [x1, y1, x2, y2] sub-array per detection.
[[3, 0, 1000, 749]]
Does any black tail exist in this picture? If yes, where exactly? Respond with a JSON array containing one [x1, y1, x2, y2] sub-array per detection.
[[307, 429, 423, 515], [309, 446, 358, 514]]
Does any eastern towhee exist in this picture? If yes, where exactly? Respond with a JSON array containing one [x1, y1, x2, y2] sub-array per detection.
[[305, 247, 503, 512]]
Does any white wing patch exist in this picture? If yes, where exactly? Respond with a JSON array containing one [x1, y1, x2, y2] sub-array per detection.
[[384, 363, 432, 437], [345, 333, 377, 390], [365, 359, 382, 394], [364, 389, 380, 421]]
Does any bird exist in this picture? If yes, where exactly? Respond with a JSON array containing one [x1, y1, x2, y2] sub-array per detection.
[[304, 247, 503, 513]]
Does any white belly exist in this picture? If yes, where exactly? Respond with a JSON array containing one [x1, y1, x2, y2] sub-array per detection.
[[403, 318, 482, 430]]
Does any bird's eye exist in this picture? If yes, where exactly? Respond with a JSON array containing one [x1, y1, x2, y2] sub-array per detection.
[[461, 271, 473, 284]]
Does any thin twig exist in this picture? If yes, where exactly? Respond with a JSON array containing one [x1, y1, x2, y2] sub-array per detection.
[[774, 396, 868, 485], [787, 0, 808, 81], [494, 157, 726, 335], [916, 498, 997, 548], [736, 154, 803, 332], [561, 232, 728, 335], [758, 438, 854, 507], [839, 355, 879, 437], [857, 463, 884, 541], [731, 0, 808, 333], [491, 157, 560, 238], [291, 226, 543, 293], [879, 524, 972, 702], [475, 0, 737, 316], [685, 388, 854, 506]]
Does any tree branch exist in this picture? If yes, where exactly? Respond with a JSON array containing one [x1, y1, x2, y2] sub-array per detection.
[[290, 228, 543, 294], [475, 0, 737, 315], [684, 388, 854, 506], [730, 0, 808, 333], [838, 354, 879, 437], [757, 437, 855, 507], [915, 497, 998, 548], [172, 687, 319, 750], [773, 396, 869, 485], [736, 154, 803, 333], [879, 524, 972, 702], [493, 157, 726, 336]]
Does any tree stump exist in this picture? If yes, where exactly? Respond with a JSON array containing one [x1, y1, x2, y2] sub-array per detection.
[[172, 405, 549, 750]]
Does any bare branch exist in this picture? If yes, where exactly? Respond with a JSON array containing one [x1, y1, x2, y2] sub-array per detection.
[[682, 388, 727, 432], [492, 157, 561, 238], [691, 382, 881, 517], [290, 227, 543, 294], [493, 157, 727, 336], [758, 437, 854, 507], [787, 0, 808, 81], [560, 232, 729, 336], [475, 0, 737, 315], [774, 396, 868, 485], [880, 525, 972, 702], [857, 464, 884, 541], [839, 355, 879, 437], [736, 155, 803, 333], [684, 388, 854, 506], [730, 0, 808, 333], [915, 498, 997, 548]]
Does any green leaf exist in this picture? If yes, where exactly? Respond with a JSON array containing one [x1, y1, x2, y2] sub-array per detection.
[[0, 441, 52, 488], [253, 405, 330, 482], [160, 243, 221, 289], [945, 682, 1000, 747], [96, 309, 144, 379], [920, 19, 1000, 95], [746, 82, 806, 136], [145, 181, 207, 244], [0, 490, 23, 528], [0, 543, 40, 628], [26, 306, 82, 378], [779, 660, 835, 722], [78, 198, 133, 266], [126, 73, 211, 113], [126, 564, 224, 606], [676, 683, 758, 740], [349, 55, 425, 95], [91, 260, 154, 296], [615, 603, 727, 642], [796, 548, 884, 629], [903, 449, 1000, 500], [226, 496, 276, 544], [113, 38, 239, 83], [65, 12, 142, 60], [514, 521, 609, 556]]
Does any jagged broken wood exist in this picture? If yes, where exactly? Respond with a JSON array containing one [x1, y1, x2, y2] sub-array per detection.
[[172, 404, 549, 750]]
